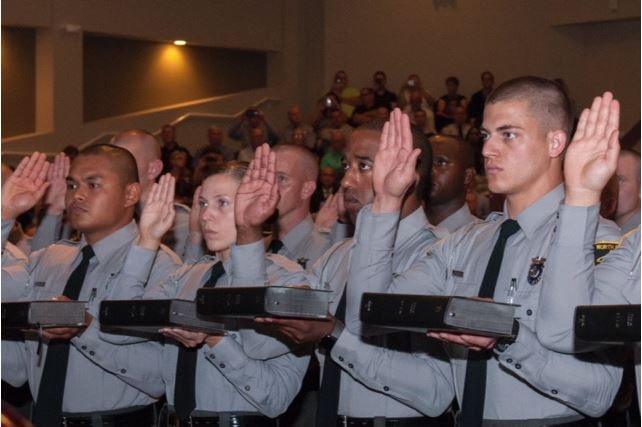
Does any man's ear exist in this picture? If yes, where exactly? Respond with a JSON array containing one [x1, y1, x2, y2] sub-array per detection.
[[548, 130, 568, 159], [301, 181, 317, 200], [148, 159, 164, 180], [124, 183, 141, 208]]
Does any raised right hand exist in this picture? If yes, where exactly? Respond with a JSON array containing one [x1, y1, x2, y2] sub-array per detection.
[[43, 152, 70, 216], [1, 152, 50, 220], [137, 174, 176, 250], [235, 144, 279, 229]]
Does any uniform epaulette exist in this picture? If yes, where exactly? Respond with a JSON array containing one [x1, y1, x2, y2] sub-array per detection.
[[267, 253, 305, 272], [173, 202, 191, 213]]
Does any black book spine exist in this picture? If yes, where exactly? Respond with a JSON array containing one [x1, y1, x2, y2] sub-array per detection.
[[360, 293, 451, 329], [1, 302, 31, 329], [575, 305, 641, 343], [197, 287, 269, 316], [99, 300, 172, 326]]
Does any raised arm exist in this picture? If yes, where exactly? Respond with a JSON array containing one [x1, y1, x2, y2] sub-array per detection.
[[32, 153, 70, 250]]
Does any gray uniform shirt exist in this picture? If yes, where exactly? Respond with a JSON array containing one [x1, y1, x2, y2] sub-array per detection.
[[0, 220, 181, 413], [437, 203, 481, 233], [87, 242, 310, 418], [346, 185, 623, 420], [275, 216, 334, 268], [234, 207, 455, 417]]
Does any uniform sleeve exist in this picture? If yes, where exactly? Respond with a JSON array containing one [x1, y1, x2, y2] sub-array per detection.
[[496, 321, 622, 417], [345, 205, 449, 333], [30, 213, 63, 251], [2, 243, 30, 302], [230, 241, 269, 286], [536, 204, 601, 352], [202, 335, 310, 418], [331, 329, 455, 417], [1, 339, 29, 387], [71, 320, 165, 397], [2, 219, 15, 250]]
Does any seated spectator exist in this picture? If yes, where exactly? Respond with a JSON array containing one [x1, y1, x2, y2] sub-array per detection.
[[309, 92, 342, 132], [468, 71, 494, 127], [160, 124, 192, 173], [169, 150, 194, 204], [291, 127, 312, 149], [372, 70, 398, 110], [228, 107, 279, 147], [441, 106, 472, 139], [328, 70, 359, 117], [318, 108, 353, 155], [311, 166, 340, 213], [351, 87, 379, 126], [435, 76, 468, 131], [403, 87, 436, 136], [192, 147, 226, 187], [398, 73, 435, 109], [281, 105, 317, 151], [238, 127, 268, 162], [194, 125, 236, 163], [320, 130, 346, 172], [465, 126, 485, 175]]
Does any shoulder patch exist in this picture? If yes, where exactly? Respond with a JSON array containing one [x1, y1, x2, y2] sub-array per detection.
[[594, 241, 619, 265]]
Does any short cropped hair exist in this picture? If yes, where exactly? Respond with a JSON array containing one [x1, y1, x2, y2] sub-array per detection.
[[78, 144, 139, 185], [487, 76, 573, 137], [272, 144, 319, 182]]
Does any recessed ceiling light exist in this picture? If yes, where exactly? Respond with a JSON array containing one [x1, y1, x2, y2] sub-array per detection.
[[174, 40, 186, 46]]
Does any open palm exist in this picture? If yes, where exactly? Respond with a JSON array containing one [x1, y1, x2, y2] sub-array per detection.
[[235, 144, 280, 228], [2, 152, 50, 220]]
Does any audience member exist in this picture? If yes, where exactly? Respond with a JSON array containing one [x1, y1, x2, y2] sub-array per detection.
[[427, 135, 480, 232], [281, 105, 317, 151], [191, 147, 225, 188], [160, 124, 191, 174], [398, 73, 435, 109], [320, 130, 346, 171], [228, 107, 279, 147], [435, 76, 468, 131], [237, 127, 268, 162], [318, 108, 353, 154], [441, 106, 472, 139], [403, 87, 436, 136], [309, 92, 342, 132], [194, 125, 236, 162], [311, 166, 340, 213], [615, 148, 641, 233], [328, 70, 359, 117], [372, 70, 398, 109], [468, 71, 495, 127], [169, 150, 194, 204], [350, 88, 379, 126]]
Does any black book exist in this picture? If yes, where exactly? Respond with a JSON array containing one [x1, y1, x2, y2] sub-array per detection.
[[2, 301, 87, 329], [575, 304, 640, 344], [360, 293, 519, 338], [99, 299, 227, 336], [197, 286, 331, 319]]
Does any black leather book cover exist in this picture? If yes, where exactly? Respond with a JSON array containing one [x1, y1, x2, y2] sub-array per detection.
[[575, 304, 640, 343]]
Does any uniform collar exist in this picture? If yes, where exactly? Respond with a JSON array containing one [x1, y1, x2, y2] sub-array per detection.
[[438, 203, 476, 233], [282, 215, 314, 253], [396, 207, 430, 247], [503, 184, 564, 241], [79, 221, 139, 264]]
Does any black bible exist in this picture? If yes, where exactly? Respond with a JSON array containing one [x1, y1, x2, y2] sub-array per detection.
[[99, 299, 227, 336], [196, 286, 331, 319], [2, 301, 87, 329], [575, 304, 640, 343], [360, 293, 519, 338]]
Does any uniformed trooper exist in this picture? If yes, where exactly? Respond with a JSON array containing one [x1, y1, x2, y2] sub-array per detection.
[[236, 124, 456, 425], [90, 153, 311, 426], [346, 82, 623, 426], [260, 144, 337, 267], [426, 134, 481, 232], [110, 129, 202, 261], [1, 146, 181, 426], [532, 93, 640, 405]]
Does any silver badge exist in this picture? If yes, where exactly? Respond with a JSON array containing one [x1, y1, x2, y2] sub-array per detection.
[[527, 257, 546, 285]]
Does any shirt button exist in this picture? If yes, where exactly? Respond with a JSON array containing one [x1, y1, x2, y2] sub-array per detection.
[[383, 386, 390, 391], [348, 363, 354, 369], [551, 389, 558, 395], [506, 359, 513, 364], [338, 357, 344, 362], [515, 363, 522, 369], [120, 369, 127, 374], [526, 309, 533, 316], [244, 385, 251, 391], [81, 345, 87, 350], [208, 353, 215, 359], [219, 363, 226, 368], [89, 351, 95, 356]]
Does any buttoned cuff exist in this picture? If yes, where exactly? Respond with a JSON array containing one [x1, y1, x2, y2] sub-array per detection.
[[231, 241, 267, 285], [1, 219, 15, 250], [203, 334, 250, 373], [122, 245, 158, 282], [556, 204, 600, 248]]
